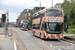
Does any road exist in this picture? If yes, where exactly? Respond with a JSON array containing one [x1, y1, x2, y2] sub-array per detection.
[[10, 27, 75, 50]]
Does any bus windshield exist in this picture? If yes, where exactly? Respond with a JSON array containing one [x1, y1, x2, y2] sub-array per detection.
[[46, 9, 62, 17], [45, 22, 63, 33], [22, 24, 28, 28]]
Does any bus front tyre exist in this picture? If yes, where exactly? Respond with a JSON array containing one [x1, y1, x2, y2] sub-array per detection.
[[40, 33, 41, 38], [33, 32, 35, 36]]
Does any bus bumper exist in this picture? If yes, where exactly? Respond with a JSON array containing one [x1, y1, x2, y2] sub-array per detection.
[[43, 33, 63, 39]]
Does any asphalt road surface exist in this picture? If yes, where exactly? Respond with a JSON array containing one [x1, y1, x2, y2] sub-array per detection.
[[11, 27, 75, 50]]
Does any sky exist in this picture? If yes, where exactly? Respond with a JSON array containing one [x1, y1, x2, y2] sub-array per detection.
[[0, 0, 64, 22]]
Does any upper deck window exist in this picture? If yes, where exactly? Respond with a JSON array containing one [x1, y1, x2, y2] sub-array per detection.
[[46, 9, 62, 17]]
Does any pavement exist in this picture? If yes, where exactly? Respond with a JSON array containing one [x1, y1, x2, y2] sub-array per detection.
[[64, 34, 75, 36], [63, 34, 75, 44], [0, 35, 6, 50], [64, 34, 75, 41], [13, 28, 54, 50], [0, 27, 75, 50], [1, 37, 14, 50], [13, 27, 75, 50], [0, 27, 14, 50]]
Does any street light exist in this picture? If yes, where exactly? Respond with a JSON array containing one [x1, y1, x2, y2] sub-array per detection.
[[35, 0, 41, 10], [52, 0, 53, 8], [4, 11, 9, 38]]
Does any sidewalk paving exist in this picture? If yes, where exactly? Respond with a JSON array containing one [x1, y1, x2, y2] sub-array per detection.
[[0, 35, 7, 50], [1, 37, 14, 50], [64, 34, 75, 36], [64, 34, 75, 42], [0, 27, 14, 50], [0, 27, 75, 50]]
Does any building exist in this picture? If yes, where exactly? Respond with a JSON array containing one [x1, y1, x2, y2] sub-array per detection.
[[0, 18, 2, 26], [9, 22, 16, 27], [54, 3, 62, 8], [16, 9, 32, 25], [16, 9, 27, 25], [16, 7, 45, 25], [33, 6, 45, 12], [0, 18, 2, 23]]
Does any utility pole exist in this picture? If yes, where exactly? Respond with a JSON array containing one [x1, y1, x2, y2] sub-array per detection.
[[5, 11, 9, 38], [7, 11, 9, 24], [40, 0, 41, 10], [35, 0, 41, 10], [52, 0, 53, 8]]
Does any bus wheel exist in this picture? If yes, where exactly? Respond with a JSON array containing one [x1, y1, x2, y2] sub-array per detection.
[[39, 33, 41, 38], [33, 32, 35, 36], [57, 39, 61, 41]]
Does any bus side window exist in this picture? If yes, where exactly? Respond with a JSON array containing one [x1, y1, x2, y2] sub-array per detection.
[[41, 24, 44, 30]]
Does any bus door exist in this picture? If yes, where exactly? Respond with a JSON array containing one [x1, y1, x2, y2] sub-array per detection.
[[40, 24, 45, 38]]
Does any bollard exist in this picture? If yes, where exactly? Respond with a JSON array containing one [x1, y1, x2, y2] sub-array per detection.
[[5, 27, 8, 38]]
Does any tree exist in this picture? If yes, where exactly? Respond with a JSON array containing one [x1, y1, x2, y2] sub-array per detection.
[[62, 0, 75, 25], [30, 10, 40, 27]]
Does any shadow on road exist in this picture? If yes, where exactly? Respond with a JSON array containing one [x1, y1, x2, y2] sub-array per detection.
[[34, 36, 61, 42], [43, 39, 61, 42]]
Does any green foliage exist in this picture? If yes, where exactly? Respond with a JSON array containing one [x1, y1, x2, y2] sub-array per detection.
[[69, 25, 75, 29], [68, 28, 75, 33], [66, 25, 75, 33], [30, 15, 33, 26], [34, 10, 40, 14], [64, 32, 75, 34], [62, 1, 75, 25], [62, 1, 75, 33]]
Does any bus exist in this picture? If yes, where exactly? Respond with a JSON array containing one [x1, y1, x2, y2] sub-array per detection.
[[20, 20, 29, 31], [32, 8, 66, 39]]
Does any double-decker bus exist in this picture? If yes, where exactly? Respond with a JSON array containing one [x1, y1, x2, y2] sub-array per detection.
[[20, 20, 29, 30], [32, 8, 66, 39]]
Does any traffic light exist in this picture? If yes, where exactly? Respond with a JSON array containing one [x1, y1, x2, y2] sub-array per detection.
[[2, 14, 6, 23]]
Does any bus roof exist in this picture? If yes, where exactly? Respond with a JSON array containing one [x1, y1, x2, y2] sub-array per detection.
[[33, 8, 63, 18], [33, 9, 45, 17]]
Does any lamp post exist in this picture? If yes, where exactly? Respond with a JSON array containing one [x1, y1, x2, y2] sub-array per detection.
[[52, 0, 53, 8], [35, 0, 41, 10], [5, 11, 9, 38]]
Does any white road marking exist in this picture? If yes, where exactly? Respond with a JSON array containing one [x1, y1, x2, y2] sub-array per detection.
[[42, 41, 44, 43], [19, 29, 74, 50], [53, 47, 61, 50], [50, 44, 52, 47], [60, 40, 75, 46], [14, 42, 17, 50], [14, 28, 62, 50], [45, 42, 61, 50], [70, 43, 74, 45]]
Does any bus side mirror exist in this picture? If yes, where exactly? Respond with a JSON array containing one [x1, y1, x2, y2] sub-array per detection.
[[64, 15, 67, 23]]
